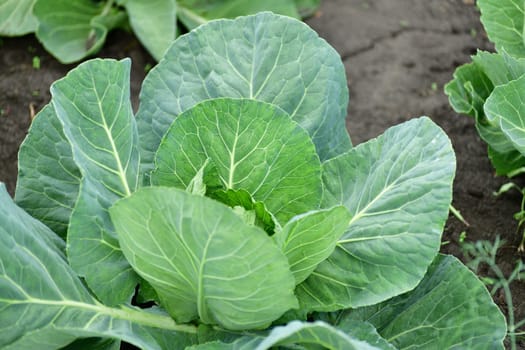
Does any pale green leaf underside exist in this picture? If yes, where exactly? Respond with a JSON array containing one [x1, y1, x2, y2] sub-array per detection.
[[272, 206, 351, 284], [124, 0, 177, 61], [330, 319, 396, 350], [152, 98, 322, 224], [109, 186, 298, 330], [137, 12, 350, 173], [348, 254, 506, 349], [189, 321, 384, 350], [15, 104, 81, 238], [0, 183, 197, 350], [485, 73, 525, 157], [255, 321, 383, 350], [51, 58, 140, 305], [0, 0, 37, 36], [478, 0, 525, 57], [298, 117, 455, 310]]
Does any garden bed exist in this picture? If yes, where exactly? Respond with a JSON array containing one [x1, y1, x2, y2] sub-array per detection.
[[1, 0, 523, 346]]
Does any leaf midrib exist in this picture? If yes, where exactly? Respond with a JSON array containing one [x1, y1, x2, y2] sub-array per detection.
[[92, 75, 132, 197]]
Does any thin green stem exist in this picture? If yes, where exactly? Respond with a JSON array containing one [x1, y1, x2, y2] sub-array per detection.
[[101, 0, 115, 17], [449, 204, 469, 226], [489, 262, 516, 350], [177, 6, 208, 27]]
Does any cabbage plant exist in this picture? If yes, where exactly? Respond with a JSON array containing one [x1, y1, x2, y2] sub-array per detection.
[[0, 0, 319, 63], [445, 0, 525, 248], [2, 12, 506, 349], [445, 0, 525, 177]]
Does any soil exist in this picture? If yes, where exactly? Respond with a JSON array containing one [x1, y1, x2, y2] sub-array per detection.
[[1, 0, 524, 347]]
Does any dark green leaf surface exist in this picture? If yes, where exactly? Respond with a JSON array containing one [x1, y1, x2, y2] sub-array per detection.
[[110, 186, 298, 330], [152, 98, 322, 224], [348, 255, 506, 349], [272, 206, 351, 284], [59, 338, 119, 350], [210, 188, 276, 234], [488, 146, 525, 176], [177, 0, 300, 30], [51, 59, 140, 305], [0, 0, 37, 35], [123, 0, 177, 61], [34, 0, 126, 63], [137, 12, 350, 173], [298, 117, 455, 310], [15, 104, 81, 238], [478, 0, 525, 57], [0, 183, 197, 350], [324, 319, 396, 350], [294, 0, 320, 17]]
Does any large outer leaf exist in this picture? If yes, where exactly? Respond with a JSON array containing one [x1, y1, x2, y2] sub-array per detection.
[[485, 73, 525, 156], [137, 12, 350, 172], [0, 183, 197, 349], [151, 98, 322, 224], [15, 104, 81, 238], [346, 255, 506, 349], [478, 0, 525, 57], [0, 0, 37, 36], [51, 58, 140, 305], [297, 117, 455, 310], [272, 206, 351, 285], [109, 186, 298, 331], [34, 0, 126, 63], [122, 0, 177, 61]]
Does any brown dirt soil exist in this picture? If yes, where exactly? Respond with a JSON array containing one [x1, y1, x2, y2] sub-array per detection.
[[1, 0, 524, 347]]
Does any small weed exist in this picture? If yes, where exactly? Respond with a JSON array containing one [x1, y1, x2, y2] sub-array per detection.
[[399, 20, 410, 28], [32, 56, 40, 70], [462, 237, 525, 350], [431, 82, 438, 91], [459, 231, 467, 243], [450, 204, 469, 226], [493, 182, 525, 251]]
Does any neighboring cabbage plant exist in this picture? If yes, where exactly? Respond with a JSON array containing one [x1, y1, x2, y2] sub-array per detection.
[[0, 0, 319, 62], [1, 12, 506, 350], [445, 0, 525, 247]]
